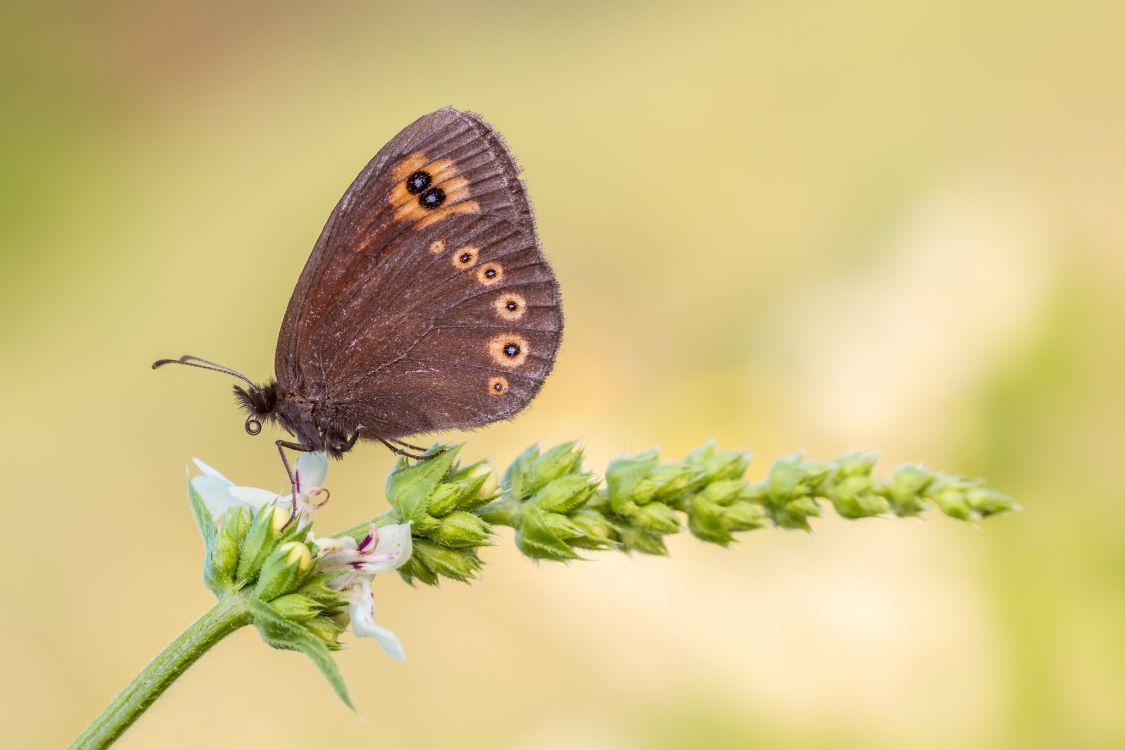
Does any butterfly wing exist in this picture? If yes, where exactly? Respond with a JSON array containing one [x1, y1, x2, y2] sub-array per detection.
[[274, 108, 562, 439]]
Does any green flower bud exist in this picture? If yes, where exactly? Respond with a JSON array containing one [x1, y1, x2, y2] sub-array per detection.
[[304, 614, 346, 650], [885, 465, 934, 516], [699, 479, 743, 506], [295, 573, 350, 609], [428, 510, 493, 548], [533, 473, 599, 514], [269, 593, 323, 622], [687, 497, 732, 545], [632, 463, 696, 505], [386, 447, 460, 523], [516, 505, 583, 560], [928, 476, 974, 521], [967, 487, 1019, 517], [627, 501, 681, 534], [450, 461, 499, 509], [826, 475, 888, 519], [412, 539, 482, 582], [208, 504, 252, 590], [525, 442, 586, 496], [617, 525, 668, 556], [235, 504, 291, 582], [424, 483, 464, 518], [568, 509, 617, 550], [724, 500, 768, 531], [605, 451, 660, 512], [254, 541, 313, 601], [685, 441, 751, 483], [398, 556, 440, 587]]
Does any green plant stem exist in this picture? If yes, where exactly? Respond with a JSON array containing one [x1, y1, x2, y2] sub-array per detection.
[[70, 593, 253, 750]]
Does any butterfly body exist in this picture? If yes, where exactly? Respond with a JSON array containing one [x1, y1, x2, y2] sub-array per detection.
[[159, 107, 562, 469]]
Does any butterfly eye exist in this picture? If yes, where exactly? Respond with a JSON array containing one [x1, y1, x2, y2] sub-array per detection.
[[489, 334, 529, 367], [405, 170, 432, 194], [488, 376, 509, 395], [419, 187, 446, 209], [494, 292, 526, 321], [476, 263, 503, 286]]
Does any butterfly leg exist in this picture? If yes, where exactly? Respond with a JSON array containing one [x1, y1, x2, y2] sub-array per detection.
[[388, 438, 430, 453], [276, 439, 315, 529], [377, 436, 435, 461]]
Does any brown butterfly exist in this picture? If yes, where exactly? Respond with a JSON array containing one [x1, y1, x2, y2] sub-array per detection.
[[155, 108, 563, 484]]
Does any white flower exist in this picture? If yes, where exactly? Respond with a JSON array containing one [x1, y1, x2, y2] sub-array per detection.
[[191, 452, 330, 525], [313, 522, 413, 661]]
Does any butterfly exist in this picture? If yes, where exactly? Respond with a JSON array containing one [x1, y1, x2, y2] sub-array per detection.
[[155, 108, 563, 485]]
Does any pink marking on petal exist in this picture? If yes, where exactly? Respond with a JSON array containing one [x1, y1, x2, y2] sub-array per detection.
[[358, 533, 373, 551]]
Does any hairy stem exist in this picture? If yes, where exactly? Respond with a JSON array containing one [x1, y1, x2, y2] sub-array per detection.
[[70, 593, 253, 750]]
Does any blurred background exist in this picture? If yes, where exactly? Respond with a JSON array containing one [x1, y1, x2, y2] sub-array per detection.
[[3, 1, 1123, 747]]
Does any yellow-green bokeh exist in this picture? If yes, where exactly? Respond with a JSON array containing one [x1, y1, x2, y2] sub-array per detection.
[[3, 1, 1123, 747]]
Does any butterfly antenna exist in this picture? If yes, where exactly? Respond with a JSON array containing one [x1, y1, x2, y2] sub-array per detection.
[[151, 354, 256, 387]]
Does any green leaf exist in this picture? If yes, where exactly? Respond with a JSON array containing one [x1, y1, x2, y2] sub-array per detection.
[[249, 599, 353, 710]]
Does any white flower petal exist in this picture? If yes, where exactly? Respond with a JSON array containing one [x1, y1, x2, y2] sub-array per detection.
[[295, 452, 329, 491], [192, 458, 233, 485], [229, 486, 280, 509], [190, 475, 241, 520], [372, 523, 413, 572], [349, 580, 405, 661]]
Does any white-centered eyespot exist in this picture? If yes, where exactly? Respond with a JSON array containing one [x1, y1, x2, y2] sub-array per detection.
[[488, 334, 529, 368]]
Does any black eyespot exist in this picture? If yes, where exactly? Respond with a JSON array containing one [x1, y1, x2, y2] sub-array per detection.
[[460, 252, 472, 263], [503, 343, 520, 358], [406, 170, 431, 194], [419, 187, 445, 209], [506, 300, 518, 311], [485, 268, 497, 279], [493, 382, 503, 391]]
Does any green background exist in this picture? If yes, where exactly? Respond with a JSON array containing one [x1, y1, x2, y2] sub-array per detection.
[[3, 1, 1123, 747]]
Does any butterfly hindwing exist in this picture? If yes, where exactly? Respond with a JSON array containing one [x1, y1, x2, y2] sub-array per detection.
[[273, 109, 561, 440]]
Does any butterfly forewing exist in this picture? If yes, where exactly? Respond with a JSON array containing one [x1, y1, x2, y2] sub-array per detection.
[[273, 108, 561, 441]]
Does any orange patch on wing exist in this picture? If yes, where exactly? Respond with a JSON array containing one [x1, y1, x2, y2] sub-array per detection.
[[494, 292, 526, 321], [430, 240, 445, 254], [389, 151, 481, 230], [488, 376, 509, 396], [488, 334, 530, 368], [452, 246, 479, 269], [476, 262, 503, 286]]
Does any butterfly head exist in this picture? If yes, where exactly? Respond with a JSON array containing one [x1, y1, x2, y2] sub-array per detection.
[[234, 382, 280, 436]]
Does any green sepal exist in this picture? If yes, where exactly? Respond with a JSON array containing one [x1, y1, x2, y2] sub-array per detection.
[[516, 505, 581, 560], [412, 539, 483, 582], [385, 446, 460, 523], [616, 525, 668, 555], [687, 497, 732, 545], [567, 509, 618, 550], [398, 556, 440, 586], [207, 505, 252, 593], [249, 599, 353, 710], [427, 510, 493, 548], [295, 572, 350, 609], [533, 474, 599, 514], [525, 441, 585, 496], [236, 502, 284, 582], [884, 465, 934, 516], [186, 482, 217, 559], [269, 594, 324, 622], [304, 615, 346, 650], [605, 450, 660, 513], [626, 501, 681, 534], [254, 542, 313, 602]]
